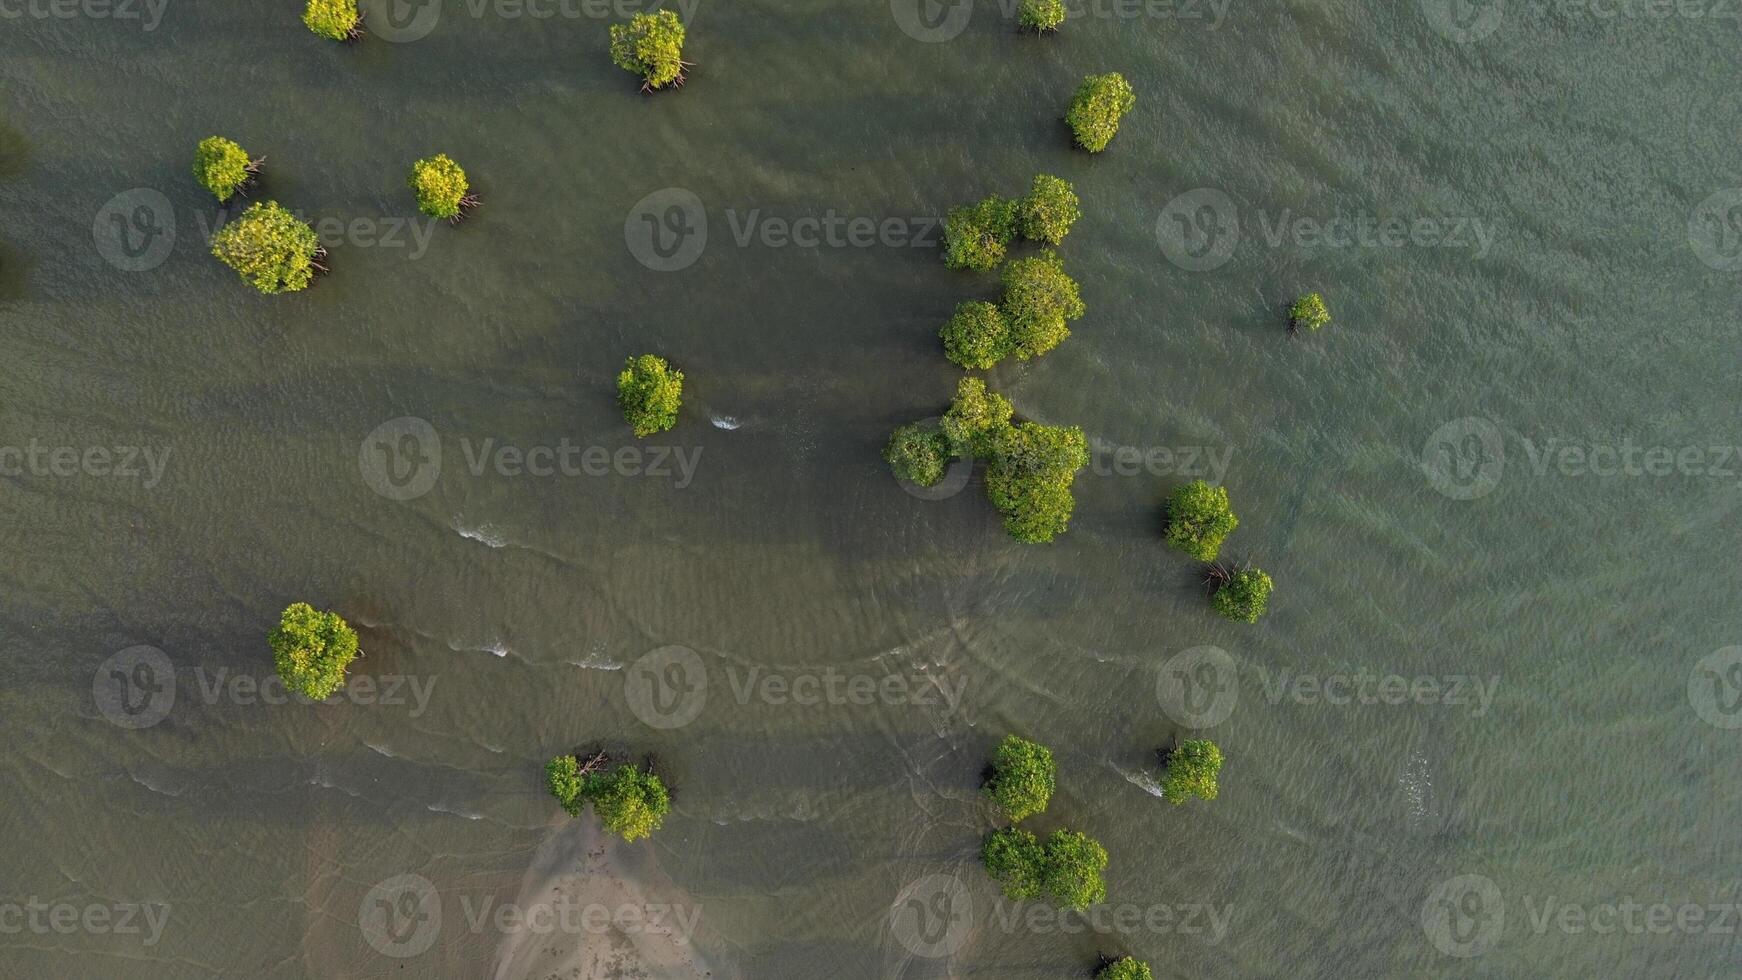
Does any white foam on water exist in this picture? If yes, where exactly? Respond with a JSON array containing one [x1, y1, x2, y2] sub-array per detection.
[[710, 414, 740, 430]]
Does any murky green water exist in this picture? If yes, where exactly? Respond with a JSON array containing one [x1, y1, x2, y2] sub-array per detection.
[[3, 1, 1741, 976]]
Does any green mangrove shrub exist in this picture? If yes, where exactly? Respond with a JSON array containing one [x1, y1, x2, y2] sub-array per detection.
[[985, 420, 1089, 544], [303, 0, 360, 41], [268, 602, 360, 701], [1289, 292, 1331, 334], [942, 196, 1019, 272], [1161, 738, 1223, 804], [1000, 250, 1084, 361], [1210, 565, 1273, 624], [617, 354, 683, 437], [940, 300, 1012, 370], [408, 154, 479, 222], [546, 754, 671, 841], [610, 10, 690, 91], [940, 376, 1014, 458], [1164, 480, 1238, 562], [982, 827, 1108, 909], [884, 423, 952, 488], [1066, 72, 1135, 153], [985, 734, 1056, 822], [210, 201, 325, 294], [1020, 0, 1067, 31], [1019, 174, 1081, 246], [1097, 957, 1156, 980], [192, 136, 261, 204]]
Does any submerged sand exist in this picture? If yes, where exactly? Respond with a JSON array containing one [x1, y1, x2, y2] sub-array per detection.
[[491, 816, 726, 980]]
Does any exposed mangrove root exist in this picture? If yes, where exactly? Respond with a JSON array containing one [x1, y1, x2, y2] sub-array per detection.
[[451, 193, 482, 224]]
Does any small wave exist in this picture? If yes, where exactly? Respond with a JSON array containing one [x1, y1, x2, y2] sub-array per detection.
[[710, 414, 741, 430], [1116, 765, 1164, 799], [427, 803, 484, 821], [448, 638, 511, 659], [307, 774, 364, 798], [452, 520, 508, 548], [569, 646, 623, 671], [129, 771, 186, 798], [365, 742, 397, 758]]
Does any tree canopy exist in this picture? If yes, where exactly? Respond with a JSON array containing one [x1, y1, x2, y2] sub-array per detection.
[[1019, 174, 1080, 246], [303, 0, 359, 41], [940, 377, 1014, 458], [210, 201, 323, 295], [193, 136, 253, 203], [942, 196, 1019, 272], [940, 300, 1013, 370], [546, 757, 671, 841], [609, 11, 688, 90], [983, 827, 1108, 909], [1289, 292, 1331, 333], [268, 602, 359, 701], [617, 354, 684, 437], [1164, 480, 1239, 562], [1000, 250, 1084, 361], [1097, 957, 1156, 980], [1212, 567, 1274, 623], [1066, 72, 1136, 153], [985, 734, 1056, 822], [985, 421, 1089, 544], [587, 763, 671, 842], [884, 423, 952, 488], [408, 154, 470, 220], [1162, 738, 1224, 804], [1019, 0, 1067, 31]]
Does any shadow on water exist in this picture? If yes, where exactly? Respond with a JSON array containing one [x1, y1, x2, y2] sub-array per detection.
[[0, 243, 31, 302], [0, 119, 28, 180]]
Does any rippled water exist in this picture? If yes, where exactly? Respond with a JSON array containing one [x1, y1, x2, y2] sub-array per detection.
[[3, 1, 1740, 977]]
